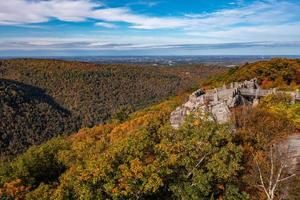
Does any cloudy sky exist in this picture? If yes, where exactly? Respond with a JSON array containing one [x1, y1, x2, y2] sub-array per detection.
[[1, 0, 300, 56]]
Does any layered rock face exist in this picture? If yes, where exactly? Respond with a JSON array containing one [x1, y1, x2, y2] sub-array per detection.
[[170, 78, 300, 129], [286, 135, 300, 174], [277, 134, 300, 175]]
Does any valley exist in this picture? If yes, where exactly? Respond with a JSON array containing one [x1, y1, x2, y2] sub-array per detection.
[[0, 59, 223, 157]]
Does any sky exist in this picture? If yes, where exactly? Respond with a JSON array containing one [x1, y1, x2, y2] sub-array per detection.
[[0, 0, 300, 56]]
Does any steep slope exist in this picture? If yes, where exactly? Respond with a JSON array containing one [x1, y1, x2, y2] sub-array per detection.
[[0, 95, 247, 199], [0, 59, 222, 127], [0, 59, 222, 157], [1, 90, 299, 199], [0, 79, 78, 157]]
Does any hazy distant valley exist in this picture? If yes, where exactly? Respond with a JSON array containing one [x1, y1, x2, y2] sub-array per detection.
[[4, 55, 300, 66]]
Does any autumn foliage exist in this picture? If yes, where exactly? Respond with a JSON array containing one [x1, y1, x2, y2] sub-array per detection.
[[0, 58, 299, 199], [0, 59, 222, 158], [204, 58, 300, 90]]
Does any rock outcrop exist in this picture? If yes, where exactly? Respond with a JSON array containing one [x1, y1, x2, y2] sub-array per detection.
[[285, 135, 300, 174], [170, 78, 300, 129]]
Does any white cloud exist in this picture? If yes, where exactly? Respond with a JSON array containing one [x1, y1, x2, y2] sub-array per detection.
[[186, 23, 300, 43], [125, 1, 160, 8], [0, 0, 102, 25], [0, 0, 188, 29], [0, 0, 300, 49], [95, 22, 117, 28], [184, 1, 300, 29], [1, 0, 298, 30], [1, 38, 300, 52]]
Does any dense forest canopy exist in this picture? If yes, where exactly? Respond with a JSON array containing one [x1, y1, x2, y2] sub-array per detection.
[[0, 79, 78, 158], [204, 58, 300, 90], [0, 58, 299, 199], [0, 59, 223, 158], [0, 59, 224, 126]]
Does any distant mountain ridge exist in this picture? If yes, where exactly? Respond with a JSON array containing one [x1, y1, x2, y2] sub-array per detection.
[[3, 55, 300, 65]]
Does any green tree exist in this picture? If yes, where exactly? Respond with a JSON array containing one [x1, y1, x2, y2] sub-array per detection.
[[157, 116, 248, 199]]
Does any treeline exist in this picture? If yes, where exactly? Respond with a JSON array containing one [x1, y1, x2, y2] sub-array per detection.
[[203, 58, 300, 89], [0, 59, 222, 157]]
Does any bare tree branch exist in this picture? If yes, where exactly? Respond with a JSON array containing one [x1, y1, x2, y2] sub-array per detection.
[[271, 161, 284, 195], [278, 174, 296, 182], [252, 151, 271, 199], [187, 154, 207, 178], [269, 145, 274, 194], [252, 144, 297, 200]]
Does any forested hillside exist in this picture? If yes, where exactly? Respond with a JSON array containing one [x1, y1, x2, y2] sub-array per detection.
[[0, 58, 299, 199], [0, 79, 78, 158], [204, 58, 300, 89], [0, 59, 223, 127], [0, 59, 222, 158]]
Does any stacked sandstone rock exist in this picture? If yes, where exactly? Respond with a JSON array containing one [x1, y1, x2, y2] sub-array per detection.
[[170, 78, 300, 129], [170, 78, 259, 129]]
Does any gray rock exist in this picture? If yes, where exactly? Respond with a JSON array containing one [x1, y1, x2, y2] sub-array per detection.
[[170, 78, 299, 129], [211, 103, 231, 124]]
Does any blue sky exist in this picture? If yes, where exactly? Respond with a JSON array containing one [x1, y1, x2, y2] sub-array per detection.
[[0, 0, 300, 56]]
